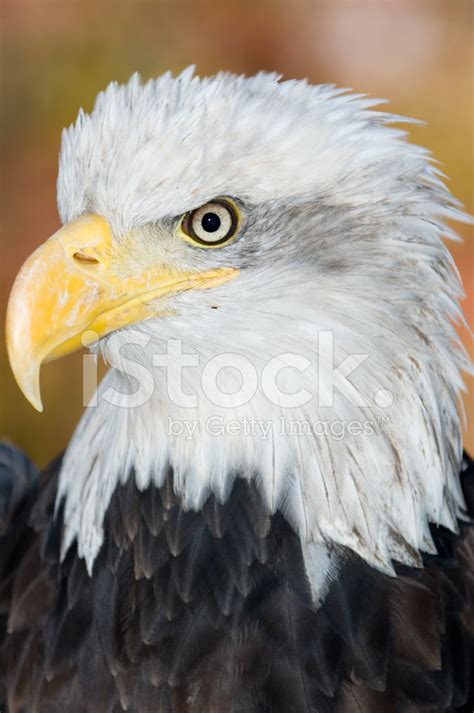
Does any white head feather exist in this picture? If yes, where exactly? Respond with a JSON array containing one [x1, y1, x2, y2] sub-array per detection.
[[55, 69, 471, 594]]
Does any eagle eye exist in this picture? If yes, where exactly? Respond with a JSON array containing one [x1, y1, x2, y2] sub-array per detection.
[[181, 198, 240, 247]]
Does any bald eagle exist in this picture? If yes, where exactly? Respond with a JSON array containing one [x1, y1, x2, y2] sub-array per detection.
[[1, 69, 473, 713]]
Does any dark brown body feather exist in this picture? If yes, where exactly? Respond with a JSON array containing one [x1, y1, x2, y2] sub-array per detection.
[[1, 442, 473, 713]]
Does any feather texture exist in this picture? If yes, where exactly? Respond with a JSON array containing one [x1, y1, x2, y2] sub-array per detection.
[[1, 444, 473, 712]]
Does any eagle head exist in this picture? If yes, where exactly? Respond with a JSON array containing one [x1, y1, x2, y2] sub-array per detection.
[[6, 69, 470, 577]]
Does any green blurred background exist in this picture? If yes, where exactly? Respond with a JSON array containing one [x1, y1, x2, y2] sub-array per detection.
[[1, 0, 473, 467]]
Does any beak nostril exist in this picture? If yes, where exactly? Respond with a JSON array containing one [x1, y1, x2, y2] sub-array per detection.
[[73, 251, 100, 265]]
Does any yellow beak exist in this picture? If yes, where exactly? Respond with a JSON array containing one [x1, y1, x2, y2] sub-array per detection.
[[6, 214, 238, 412]]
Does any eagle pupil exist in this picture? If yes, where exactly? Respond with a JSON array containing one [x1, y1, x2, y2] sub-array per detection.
[[201, 212, 221, 233]]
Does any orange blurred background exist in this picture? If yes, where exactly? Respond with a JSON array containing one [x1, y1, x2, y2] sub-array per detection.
[[0, 0, 472, 467]]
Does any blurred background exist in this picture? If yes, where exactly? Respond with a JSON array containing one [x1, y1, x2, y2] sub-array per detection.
[[0, 0, 472, 467]]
